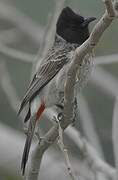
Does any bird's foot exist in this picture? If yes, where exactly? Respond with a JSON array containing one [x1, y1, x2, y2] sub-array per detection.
[[56, 104, 64, 110], [57, 112, 64, 121]]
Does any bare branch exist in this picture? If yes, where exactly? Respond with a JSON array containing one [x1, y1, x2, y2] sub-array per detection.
[[66, 126, 116, 179], [39, 107, 116, 178], [0, 123, 66, 179], [104, 0, 115, 17], [33, 107, 117, 179]]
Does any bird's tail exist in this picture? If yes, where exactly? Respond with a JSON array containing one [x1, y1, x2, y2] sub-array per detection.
[[21, 115, 36, 175], [21, 101, 45, 175]]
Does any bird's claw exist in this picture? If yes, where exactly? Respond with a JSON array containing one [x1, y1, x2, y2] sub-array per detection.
[[57, 112, 64, 121]]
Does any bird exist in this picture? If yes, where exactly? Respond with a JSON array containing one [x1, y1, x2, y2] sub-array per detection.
[[18, 6, 96, 175]]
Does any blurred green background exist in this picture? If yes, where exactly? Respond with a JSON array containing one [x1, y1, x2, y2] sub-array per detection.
[[0, 0, 118, 179]]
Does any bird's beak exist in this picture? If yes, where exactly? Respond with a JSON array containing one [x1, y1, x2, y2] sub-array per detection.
[[82, 17, 96, 27]]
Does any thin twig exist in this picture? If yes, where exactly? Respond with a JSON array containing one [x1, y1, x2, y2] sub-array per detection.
[[57, 120, 77, 180], [66, 126, 116, 179]]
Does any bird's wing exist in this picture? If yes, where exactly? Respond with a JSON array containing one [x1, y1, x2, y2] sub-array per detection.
[[18, 52, 67, 114]]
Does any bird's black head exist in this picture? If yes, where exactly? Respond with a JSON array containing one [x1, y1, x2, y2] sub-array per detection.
[[56, 7, 96, 45]]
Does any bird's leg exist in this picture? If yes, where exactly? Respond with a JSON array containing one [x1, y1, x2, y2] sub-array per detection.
[[56, 104, 64, 121], [55, 93, 78, 125], [56, 103, 64, 122], [56, 103, 64, 110], [55, 91, 64, 121], [35, 124, 41, 141]]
